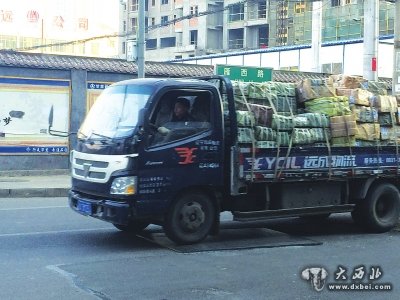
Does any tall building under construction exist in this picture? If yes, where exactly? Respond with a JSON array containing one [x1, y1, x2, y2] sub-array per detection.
[[120, 0, 396, 62]]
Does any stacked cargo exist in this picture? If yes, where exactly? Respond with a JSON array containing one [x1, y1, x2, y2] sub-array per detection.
[[231, 74, 396, 149]]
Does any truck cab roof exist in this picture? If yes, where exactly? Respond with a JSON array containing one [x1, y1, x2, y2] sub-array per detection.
[[112, 77, 217, 90]]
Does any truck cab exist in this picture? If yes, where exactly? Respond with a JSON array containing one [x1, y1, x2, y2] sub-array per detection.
[[69, 76, 400, 245], [69, 77, 231, 244]]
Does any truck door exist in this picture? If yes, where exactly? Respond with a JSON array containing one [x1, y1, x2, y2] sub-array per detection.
[[135, 86, 224, 215]]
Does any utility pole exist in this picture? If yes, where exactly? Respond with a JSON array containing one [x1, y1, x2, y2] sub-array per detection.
[[311, 1, 322, 73], [137, 0, 145, 78], [363, 0, 379, 81], [393, 0, 400, 95]]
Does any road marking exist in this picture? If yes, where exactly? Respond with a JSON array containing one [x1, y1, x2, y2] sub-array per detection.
[[0, 228, 114, 237], [0, 206, 68, 211], [47, 264, 112, 300]]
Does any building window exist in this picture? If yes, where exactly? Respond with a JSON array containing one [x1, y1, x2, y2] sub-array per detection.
[[161, 0, 168, 4], [228, 3, 244, 22], [122, 41, 126, 54], [0, 35, 17, 49], [160, 37, 175, 48], [258, 1, 267, 19], [131, 17, 137, 32], [91, 42, 99, 56], [331, 0, 341, 6], [151, 17, 155, 26], [131, 0, 138, 11], [190, 30, 198, 45], [161, 15, 168, 25], [152, 0, 155, 6], [190, 5, 198, 16], [123, 21, 127, 32], [146, 38, 157, 49], [295, 1, 305, 14]]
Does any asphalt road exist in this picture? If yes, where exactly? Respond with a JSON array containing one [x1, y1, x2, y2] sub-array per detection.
[[0, 197, 399, 300]]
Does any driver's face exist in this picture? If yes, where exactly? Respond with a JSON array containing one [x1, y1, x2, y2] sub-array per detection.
[[174, 102, 188, 118]]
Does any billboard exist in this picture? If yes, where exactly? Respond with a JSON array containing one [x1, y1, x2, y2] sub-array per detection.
[[0, 77, 70, 155]]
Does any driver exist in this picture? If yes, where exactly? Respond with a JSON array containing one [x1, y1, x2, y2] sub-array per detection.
[[158, 97, 195, 134]]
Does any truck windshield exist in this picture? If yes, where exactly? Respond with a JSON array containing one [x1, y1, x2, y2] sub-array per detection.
[[79, 84, 153, 140]]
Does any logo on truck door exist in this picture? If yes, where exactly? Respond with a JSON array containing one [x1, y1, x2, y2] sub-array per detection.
[[175, 147, 197, 165]]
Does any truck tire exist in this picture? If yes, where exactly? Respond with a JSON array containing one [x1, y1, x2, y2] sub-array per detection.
[[113, 221, 149, 233], [163, 193, 215, 245], [352, 183, 400, 233]]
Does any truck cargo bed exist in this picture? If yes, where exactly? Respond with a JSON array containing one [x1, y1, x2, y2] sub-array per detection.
[[239, 145, 400, 182]]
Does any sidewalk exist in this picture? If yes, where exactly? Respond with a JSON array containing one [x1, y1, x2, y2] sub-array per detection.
[[0, 172, 71, 198]]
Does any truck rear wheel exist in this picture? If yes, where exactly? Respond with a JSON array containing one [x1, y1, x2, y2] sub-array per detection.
[[113, 221, 149, 233], [163, 193, 215, 245], [352, 183, 400, 233]]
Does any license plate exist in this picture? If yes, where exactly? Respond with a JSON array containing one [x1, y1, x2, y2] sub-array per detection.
[[77, 200, 92, 215]]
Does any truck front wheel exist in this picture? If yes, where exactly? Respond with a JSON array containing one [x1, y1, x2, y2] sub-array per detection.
[[164, 193, 216, 245], [352, 183, 400, 233]]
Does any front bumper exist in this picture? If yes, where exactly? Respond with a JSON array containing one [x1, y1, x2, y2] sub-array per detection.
[[69, 190, 132, 225]]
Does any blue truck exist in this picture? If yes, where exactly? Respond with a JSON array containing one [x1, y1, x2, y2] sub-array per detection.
[[68, 76, 400, 244]]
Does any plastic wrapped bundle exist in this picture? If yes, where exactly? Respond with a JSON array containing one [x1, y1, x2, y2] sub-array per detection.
[[310, 128, 329, 143], [267, 95, 297, 114], [255, 126, 276, 141], [331, 136, 356, 147], [380, 126, 400, 141], [256, 141, 277, 149], [263, 81, 296, 97], [305, 96, 351, 117], [294, 113, 330, 128], [272, 114, 294, 131], [292, 128, 313, 145], [276, 132, 290, 146], [248, 103, 273, 127], [236, 111, 255, 127], [351, 106, 378, 123], [237, 127, 255, 143], [355, 140, 380, 147], [360, 81, 389, 96], [378, 113, 396, 127]]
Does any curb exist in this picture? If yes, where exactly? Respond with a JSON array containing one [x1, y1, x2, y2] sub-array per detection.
[[0, 188, 69, 198]]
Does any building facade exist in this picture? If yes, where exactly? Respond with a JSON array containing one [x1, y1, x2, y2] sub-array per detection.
[[119, 0, 395, 63], [0, 0, 121, 57]]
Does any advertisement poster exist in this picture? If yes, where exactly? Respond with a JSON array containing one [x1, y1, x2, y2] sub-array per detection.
[[86, 81, 113, 112], [0, 77, 70, 155]]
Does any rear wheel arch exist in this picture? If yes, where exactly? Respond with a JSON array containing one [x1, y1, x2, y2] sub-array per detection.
[[352, 182, 400, 232]]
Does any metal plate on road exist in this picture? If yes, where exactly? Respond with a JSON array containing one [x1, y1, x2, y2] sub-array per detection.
[[137, 227, 321, 253], [77, 200, 92, 215]]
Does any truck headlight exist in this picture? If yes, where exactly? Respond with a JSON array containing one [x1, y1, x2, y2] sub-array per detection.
[[110, 176, 137, 195]]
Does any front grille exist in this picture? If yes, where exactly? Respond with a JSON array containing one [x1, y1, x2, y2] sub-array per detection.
[[73, 158, 109, 180], [75, 158, 109, 168], [75, 169, 106, 179]]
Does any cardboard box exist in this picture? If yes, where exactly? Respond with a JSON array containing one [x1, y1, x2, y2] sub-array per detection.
[[355, 123, 380, 141], [375, 95, 397, 113], [296, 79, 336, 103], [336, 88, 373, 106], [330, 115, 357, 137], [328, 74, 366, 89]]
